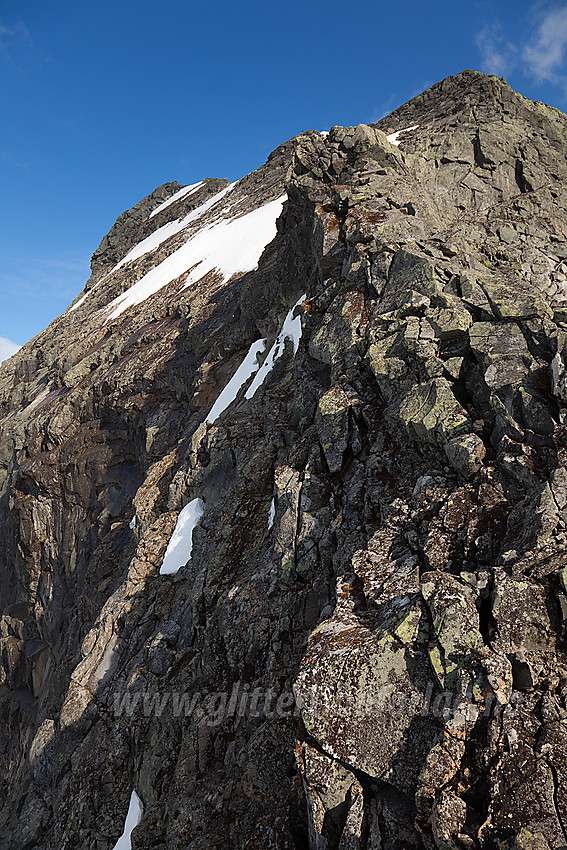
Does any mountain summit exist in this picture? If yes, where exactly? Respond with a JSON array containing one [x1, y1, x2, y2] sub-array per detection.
[[1, 70, 567, 849]]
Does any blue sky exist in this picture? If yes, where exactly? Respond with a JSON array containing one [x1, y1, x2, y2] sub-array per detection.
[[2, 0, 567, 353]]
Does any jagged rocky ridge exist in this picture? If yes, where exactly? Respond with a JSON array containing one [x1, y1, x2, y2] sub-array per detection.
[[1, 69, 567, 849]]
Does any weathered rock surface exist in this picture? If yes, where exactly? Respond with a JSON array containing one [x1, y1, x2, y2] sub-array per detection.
[[1, 69, 567, 849]]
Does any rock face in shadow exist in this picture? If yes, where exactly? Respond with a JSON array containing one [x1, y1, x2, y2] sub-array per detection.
[[1, 69, 567, 849]]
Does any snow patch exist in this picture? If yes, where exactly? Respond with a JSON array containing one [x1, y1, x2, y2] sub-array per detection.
[[106, 194, 287, 322], [386, 125, 419, 146], [245, 294, 306, 399], [206, 338, 267, 424], [106, 183, 236, 279], [160, 498, 205, 575], [129, 515, 136, 530], [149, 181, 204, 218], [68, 291, 88, 313], [267, 498, 275, 530], [112, 790, 143, 850]]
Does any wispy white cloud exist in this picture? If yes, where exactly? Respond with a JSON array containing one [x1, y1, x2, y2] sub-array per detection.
[[523, 4, 567, 88], [0, 337, 20, 364], [0, 19, 31, 61], [0, 20, 30, 41], [0, 149, 30, 170], [476, 25, 518, 78], [476, 3, 567, 94]]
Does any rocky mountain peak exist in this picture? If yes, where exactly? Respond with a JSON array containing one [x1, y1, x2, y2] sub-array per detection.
[[1, 70, 567, 849], [378, 69, 516, 127]]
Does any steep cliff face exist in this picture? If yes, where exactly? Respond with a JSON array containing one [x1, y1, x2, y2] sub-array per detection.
[[2, 69, 567, 849]]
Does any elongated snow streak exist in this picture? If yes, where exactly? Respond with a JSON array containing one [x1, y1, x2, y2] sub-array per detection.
[[245, 294, 306, 399], [386, 125, 419, 146], [206, 339, 267, 423], [160, 498, 205, 575], [109, 183, 236, 277], [106, 194, 287, 322], [149, 181, 204, 218], [112, 790, 143, 850], [68, 291, 88, 312], [267, 498, 276, 530]]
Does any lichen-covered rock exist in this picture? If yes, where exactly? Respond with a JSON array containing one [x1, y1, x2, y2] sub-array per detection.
[[315, 386, 352, 474], [427, 297, 473, 340], [294, 595, 434, 782], [420, 571, 486, 694], [397, 377, 470, 447], [444, 433, 486, 478]]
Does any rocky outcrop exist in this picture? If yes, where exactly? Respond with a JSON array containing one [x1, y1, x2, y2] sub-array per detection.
[[1, 69, 567, 849]]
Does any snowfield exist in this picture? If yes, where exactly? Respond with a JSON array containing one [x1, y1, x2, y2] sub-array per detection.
[[204, 292, 305, 424], [106, 194, 287, 321], [68, 291, 88, 313], [268, 497, 276, 530]]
